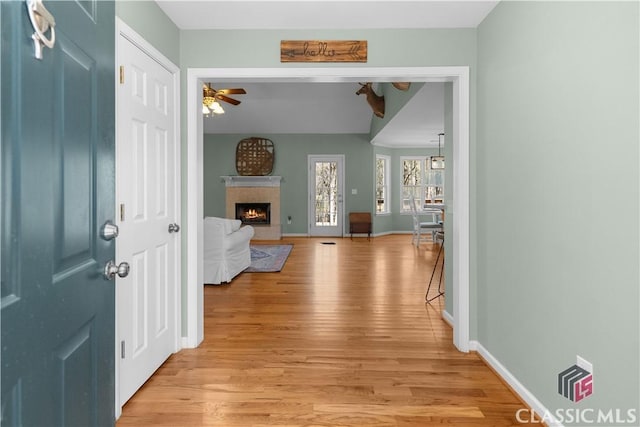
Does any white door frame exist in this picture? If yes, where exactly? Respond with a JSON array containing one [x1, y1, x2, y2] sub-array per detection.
[[115, 18, 182, 418], [186, 67, 470, 352], [308, 154, 345, 237]]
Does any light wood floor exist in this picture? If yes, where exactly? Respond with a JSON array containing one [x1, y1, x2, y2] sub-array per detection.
[[117, 235, 528, 426]]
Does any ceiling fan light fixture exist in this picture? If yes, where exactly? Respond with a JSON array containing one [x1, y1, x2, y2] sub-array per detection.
[[203, 96, 216, 107], [202, 84, 217, 116], [202, 83, 244, 116], [210, 100, 225, 115]]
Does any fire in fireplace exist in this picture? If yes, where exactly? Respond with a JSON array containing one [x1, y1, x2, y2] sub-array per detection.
[[236, 203, 271, 225]]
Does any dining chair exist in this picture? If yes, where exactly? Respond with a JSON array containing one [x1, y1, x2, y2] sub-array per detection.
[[409, 198, 443, 246]]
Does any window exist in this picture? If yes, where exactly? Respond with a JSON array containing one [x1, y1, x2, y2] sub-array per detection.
[[401, 156, 444, 212], [375, 155, 390, 214]]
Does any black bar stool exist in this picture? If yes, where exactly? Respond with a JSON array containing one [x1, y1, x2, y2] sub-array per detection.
[[426, 230, 445, 303]]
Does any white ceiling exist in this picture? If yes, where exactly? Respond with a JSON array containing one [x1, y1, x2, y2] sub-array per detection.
[[371, 83, 444, 147], [203, 82, 375, 135], [158, 1, 498, 147], [156, 0, 498, 30], [203, 82, 445, 148]]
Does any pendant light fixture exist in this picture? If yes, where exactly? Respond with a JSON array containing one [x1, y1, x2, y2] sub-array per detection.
[[431, 132, 445, 170]]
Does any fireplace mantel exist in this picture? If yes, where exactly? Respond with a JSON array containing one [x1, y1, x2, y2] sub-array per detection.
[[222, 176, 281, 187]]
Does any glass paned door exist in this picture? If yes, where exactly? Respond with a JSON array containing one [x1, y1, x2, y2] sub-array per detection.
[[308, 155, 344, 236]]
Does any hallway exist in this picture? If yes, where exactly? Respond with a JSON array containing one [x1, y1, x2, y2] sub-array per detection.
[[117, 235, 527, 426]]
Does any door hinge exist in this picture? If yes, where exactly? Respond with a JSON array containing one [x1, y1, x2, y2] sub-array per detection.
[[121, 340, 126, 359], [119, 66, 124, 84], [120, 203, 125, 221]]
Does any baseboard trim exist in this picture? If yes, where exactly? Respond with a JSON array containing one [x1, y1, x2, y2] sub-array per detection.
[[441, 310, 454, 328], [280, 232, 421, 238], [471, 341, 560, 426], [281, 232, 412, 238]]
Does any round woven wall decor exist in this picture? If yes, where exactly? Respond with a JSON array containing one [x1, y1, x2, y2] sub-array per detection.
[[235, 137, 275, 176]]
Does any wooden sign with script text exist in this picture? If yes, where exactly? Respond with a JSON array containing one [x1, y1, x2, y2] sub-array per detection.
[[281, 40, 367, 63]]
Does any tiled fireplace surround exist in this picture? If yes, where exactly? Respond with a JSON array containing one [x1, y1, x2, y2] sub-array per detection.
[[222, 176, 282, 240]]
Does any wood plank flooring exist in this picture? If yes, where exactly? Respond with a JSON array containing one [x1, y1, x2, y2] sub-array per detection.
[[117, 235, 528, 426]]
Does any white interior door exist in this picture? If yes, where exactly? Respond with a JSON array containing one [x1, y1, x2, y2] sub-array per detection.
[[308, 155, 345, 237], [116, 32, 180, 407]]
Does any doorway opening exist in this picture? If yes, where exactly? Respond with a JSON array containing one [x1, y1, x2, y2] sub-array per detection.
[[186, 67, 470, 352]]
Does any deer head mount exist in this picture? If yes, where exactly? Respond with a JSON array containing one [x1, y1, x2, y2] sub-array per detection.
[[356, 82, 385, 118]]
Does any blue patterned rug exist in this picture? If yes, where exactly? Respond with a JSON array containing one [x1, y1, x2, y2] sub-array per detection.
[[245, 244, 293, 272]]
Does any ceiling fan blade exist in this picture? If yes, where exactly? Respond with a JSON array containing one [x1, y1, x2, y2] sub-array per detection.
[[217, 88, 246, 95], [217, 94, 241, 105]]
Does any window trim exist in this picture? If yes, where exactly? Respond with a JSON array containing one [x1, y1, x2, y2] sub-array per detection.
[[375, 154, 391, 215], [400, 156, 427, 213]]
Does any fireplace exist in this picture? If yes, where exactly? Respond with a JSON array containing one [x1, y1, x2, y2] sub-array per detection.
[[225, 176, 281, 240], [236, 203, 271, 225]]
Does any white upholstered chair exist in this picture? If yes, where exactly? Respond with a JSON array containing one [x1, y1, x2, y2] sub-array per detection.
[[203, 217, 255, 284]]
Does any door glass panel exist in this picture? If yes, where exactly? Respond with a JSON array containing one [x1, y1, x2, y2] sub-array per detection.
[[314, 161, 338, 227]]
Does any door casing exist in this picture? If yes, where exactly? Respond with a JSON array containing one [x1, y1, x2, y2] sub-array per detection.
[[308, 155, 345, 237], [185, 67, 470, 353]]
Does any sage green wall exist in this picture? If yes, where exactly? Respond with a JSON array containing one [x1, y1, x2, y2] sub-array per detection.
[[370, 82, 426, 139], [180, 29, 476, 68], [205, 136, 435, 235], [115, 1, 180, 65], [477, 0, 639, 417], [204, 134, 375, 234]]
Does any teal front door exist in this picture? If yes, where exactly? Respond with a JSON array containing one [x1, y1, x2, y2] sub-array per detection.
[[1, 1, 116, 425]]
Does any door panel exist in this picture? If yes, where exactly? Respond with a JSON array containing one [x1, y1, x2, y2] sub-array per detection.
[[131, 250, 149, 357], [117, 34, 179, 406], [154, 129, 169, 217], [308, 155, 344, 237], [131, 119, 148, 221], [55, 321, 97, 427], [1, 1, 115, 425], [155, 243, 169, 334], [53, 31, 97, 276]]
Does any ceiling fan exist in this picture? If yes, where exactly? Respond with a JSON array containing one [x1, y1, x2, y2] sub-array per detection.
[[202, 83, 246, 115]]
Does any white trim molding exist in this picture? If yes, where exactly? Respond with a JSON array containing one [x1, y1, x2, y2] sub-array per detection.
[[472, 341, 562, 427], [222, 175, 282, 187], [186, 67, 470, 353], [442, 310, 454, 328]]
